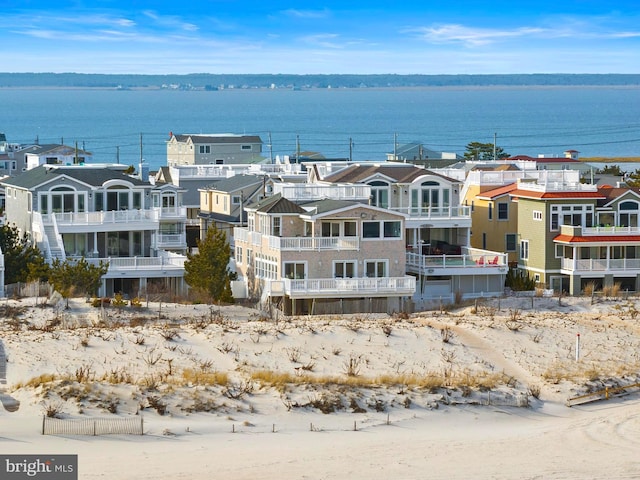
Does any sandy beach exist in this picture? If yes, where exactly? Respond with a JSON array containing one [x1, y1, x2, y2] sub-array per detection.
[[1, 294, 640, 479]]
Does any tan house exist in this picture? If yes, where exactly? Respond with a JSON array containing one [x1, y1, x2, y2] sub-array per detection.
[[233, 194, 415, 315], [166, 134, 264, 166], [309, 162, 507, 303], [198, 175, 267, 244]]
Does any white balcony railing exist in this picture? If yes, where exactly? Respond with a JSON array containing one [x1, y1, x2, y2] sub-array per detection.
[[85, 253, 186, 275], [152, 233, 187, 248], [562, 257, 640, 272], [156, 206, 187, 219], [582, 225, 640, 235], [51, 209, 159, 227], [389, 205, 471, 219], [271, 236, 359, 251], [406, 249, 507, 274], [234, 228, 360, 252], [273, 183, 371, 202], [267, 276, 416, 298]]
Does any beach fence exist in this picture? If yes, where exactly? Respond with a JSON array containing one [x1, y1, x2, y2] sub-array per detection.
[[474, 391, 529, 408], [0, 340, 6, 385], [42, 416, 143, 436], [566, 382, 640, 407]]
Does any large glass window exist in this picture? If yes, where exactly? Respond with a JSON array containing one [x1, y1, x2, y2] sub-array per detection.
[[284, 262, 305, 279], [334, 261, 356, 278], [369, 181, 389, 208], [550, 204, 594, 231], [383, 221, 401, 238], [619, 201, 639, 227], [365, 260, 387, 278], [321, 222, 340, 237], [363, 222, 380, 238]]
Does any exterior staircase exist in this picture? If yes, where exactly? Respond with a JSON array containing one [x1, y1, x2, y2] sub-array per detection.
[[43, 224, 65, 262]]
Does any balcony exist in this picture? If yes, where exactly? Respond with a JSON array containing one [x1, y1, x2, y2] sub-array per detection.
[[406, 248, 508, 276], [582, 225, 640, 235], [266, 276, 416, 299], [234, 227, 360, 252], [156, 206, 187, 220], [271, 236, 359, 251], [49, 210, 159, 233], [561, 257, 640, 274], [389, 205, 471, 229], [273, 183, 371, 202], [85, 253, 186, 278], [152, 233, 187, 249]]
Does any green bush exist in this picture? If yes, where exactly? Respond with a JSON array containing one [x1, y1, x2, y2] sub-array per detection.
[[505, 268, 536, 291]]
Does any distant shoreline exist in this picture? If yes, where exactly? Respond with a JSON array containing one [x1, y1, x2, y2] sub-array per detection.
[[1, 85, 640, 92]]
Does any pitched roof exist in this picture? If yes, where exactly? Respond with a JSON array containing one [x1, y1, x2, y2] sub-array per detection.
[[476, 183, 518, 200], [509, 189, 605, 200], [597, 185, 640, 206], [300, 199, 362, 215], [323, 163, 456, 184], [27, 144, 92, 155], [1, 165, 148, 189], [203, 175, 264, 193], [554, 234, 640, 244], [248, 194, 306, 214], [171, 134, 262, 144]]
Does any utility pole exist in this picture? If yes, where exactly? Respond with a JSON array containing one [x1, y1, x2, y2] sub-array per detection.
[[116, 146, 120, 164], [268, 131, 273, 164], [74, 141, 78, 164], [493, 132, 497, 161], [296, 134, 300, 163], [394, 133, 398, 161], [139, 133, 143, 163], [349, 137, 353, 162]]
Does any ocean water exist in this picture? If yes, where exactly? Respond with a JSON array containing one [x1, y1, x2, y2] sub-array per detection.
[[1, 86, 640, 172]]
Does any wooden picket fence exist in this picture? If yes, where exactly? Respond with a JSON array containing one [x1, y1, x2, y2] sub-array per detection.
[[566, 382, 640, 407], [42, 416, 143, 436]]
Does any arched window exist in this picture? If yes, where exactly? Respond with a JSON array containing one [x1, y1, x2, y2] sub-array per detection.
[[368, 180, 389, 208], [411, 180, 449, 214], [619, 200, 640, 227], [49, 186, 78, 214], [106, 185, 131, 211]]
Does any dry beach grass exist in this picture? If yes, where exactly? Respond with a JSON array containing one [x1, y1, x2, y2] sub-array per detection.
[[1, 293, 640, 478]]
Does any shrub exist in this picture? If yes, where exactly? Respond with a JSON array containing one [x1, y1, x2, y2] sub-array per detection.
[[91, 297, 111, 308], [130, 297, 143, 308], [112, 293, 127, 308], [505, 268, 536, 291]]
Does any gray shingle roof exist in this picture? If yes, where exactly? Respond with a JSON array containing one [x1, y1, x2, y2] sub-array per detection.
[[203, 175, 265, 193], [247, 194, 306, 214], [1, 165, 149, 189], [323, 163, 457, 184], [172, 134, 262, 144]]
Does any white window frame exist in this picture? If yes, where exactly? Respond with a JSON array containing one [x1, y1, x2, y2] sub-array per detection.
[[364, 259, 388, 278], [283, 261, 306, 279], [333, 260, 356, 278], [533, 210, 543, 221], [520, 240, 529, 260]]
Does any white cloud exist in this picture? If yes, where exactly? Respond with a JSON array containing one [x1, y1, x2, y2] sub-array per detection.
[[300, 33, 342, 49], [280, 9, 330, 20], [411, 24, 546, 47]]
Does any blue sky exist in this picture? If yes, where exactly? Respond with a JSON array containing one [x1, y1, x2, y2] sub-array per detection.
[[3, 1, 640, 74]]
